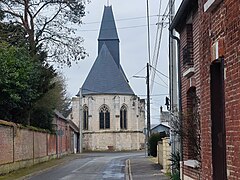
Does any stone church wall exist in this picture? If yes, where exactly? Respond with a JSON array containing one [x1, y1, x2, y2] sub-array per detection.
[[70, 94, 145, 151], [83, 132, 145, 151]]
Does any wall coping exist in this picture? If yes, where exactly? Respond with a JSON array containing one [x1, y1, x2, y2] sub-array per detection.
[[0, 120, 51, 133]]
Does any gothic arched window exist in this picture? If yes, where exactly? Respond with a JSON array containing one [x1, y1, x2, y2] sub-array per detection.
[[99, 105, 110, 129], [83, 105, 88, 130], [120, 105, 127, 129]]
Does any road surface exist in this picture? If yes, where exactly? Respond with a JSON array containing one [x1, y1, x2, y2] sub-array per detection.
[[27, 152, 138, 180]]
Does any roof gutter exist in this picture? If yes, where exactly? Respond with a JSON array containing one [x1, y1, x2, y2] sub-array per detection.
[[169, 0, 192, 31]]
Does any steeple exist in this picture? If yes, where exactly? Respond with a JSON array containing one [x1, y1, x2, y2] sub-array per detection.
[[81, 5, 134, 96], [98, 6, 120, 67]]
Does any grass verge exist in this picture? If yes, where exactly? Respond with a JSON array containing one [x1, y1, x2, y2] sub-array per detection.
[[0, 154, 82, 180]]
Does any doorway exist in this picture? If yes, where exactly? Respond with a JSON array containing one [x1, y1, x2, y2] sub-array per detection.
[[210, 58, 227, 180]]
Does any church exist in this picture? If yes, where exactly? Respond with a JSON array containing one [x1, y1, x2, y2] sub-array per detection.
[[70, 5, 145, 151]]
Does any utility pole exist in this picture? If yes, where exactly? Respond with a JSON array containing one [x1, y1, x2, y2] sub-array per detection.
[[132, 63, 150, 156], [79, 88, 83, 153], [147, 63, 151, 156], [145, 0, 151, 156], [146, 0, 151, 64]]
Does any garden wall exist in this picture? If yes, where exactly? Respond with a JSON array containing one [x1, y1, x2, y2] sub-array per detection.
[[0, 120, 69, 175]]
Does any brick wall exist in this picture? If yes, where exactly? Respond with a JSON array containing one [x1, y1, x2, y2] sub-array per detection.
[[199, 0, 240, 179], [222, 1, 240, 178], [0, 120, 72, 175], [183, 166, 200, 180], [34, 131, 47, 159], [55, 118, 70, 154], [0, 125, 13, 164], [178, 3, 202, 179], [48, 134, 57, 155], [177, 0, 239, 179], [14, 129, 34, 161]]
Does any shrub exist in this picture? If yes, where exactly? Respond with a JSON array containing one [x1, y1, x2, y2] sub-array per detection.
[[149, 131, 167, 157]]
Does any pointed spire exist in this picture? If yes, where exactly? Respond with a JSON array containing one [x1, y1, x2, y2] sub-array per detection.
[[98, 6, 120, 66], [98, 6, 118, 40], [80, 6, 134, 96]]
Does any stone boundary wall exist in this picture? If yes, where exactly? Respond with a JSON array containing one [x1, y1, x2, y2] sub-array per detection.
[[157, 137, 171, 173], [0, 120, 68, 175]]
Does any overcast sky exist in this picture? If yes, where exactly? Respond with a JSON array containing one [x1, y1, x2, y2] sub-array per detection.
[[61, 0, 181, 124]]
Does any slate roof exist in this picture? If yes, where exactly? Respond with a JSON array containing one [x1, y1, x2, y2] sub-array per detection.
[[98, 6, 120, 66], [98, 6, 119, 40], [81, 44, 134, 95], [81, 6, 134, 96], [54, 110, 68, 121]]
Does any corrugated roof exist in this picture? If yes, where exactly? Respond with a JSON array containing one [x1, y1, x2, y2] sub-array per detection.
[[82, 44, 134, 95]]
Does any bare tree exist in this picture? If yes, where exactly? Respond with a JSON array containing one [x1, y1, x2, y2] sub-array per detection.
[[171, 93, 201, 162], [0, 0, 89, 66]]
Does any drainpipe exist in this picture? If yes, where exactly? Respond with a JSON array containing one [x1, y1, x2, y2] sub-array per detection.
[[170, 30, 183, 179]]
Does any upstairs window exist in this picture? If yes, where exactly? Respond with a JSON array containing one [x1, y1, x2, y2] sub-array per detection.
[[83, 105, 88, 130], [183, 24, 193, 65], [99, 105, 110, 129], [120, 105, 127, 129]]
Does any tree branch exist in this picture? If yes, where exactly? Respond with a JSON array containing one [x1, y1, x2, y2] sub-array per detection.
[[36, 4, 63, 41], [33, 2, 53, 19], [2, 10, 22, 19]]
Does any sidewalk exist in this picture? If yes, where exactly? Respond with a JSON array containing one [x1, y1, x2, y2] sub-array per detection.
[[127, 155, 170, 180]]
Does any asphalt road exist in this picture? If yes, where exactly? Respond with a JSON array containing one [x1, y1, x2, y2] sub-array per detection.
[[27, 152, 142, 180]]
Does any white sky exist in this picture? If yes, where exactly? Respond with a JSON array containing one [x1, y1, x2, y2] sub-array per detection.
[[61, 0, 181, 124]]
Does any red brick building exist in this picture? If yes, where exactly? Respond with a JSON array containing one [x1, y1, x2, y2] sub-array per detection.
[[170, 0, 240, 179], [53, 110, 79, 155]]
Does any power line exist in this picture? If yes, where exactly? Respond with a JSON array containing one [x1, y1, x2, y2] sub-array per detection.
[[155, 71, 168, 86], [150, 0, 170, 93], [153, 80, 168, 89], [83, 15, 160, 25], [138, 94, 168, 97], [130, 65, 147, 79], [150, 64, 169, 78], [78, 23, 158, 32]]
